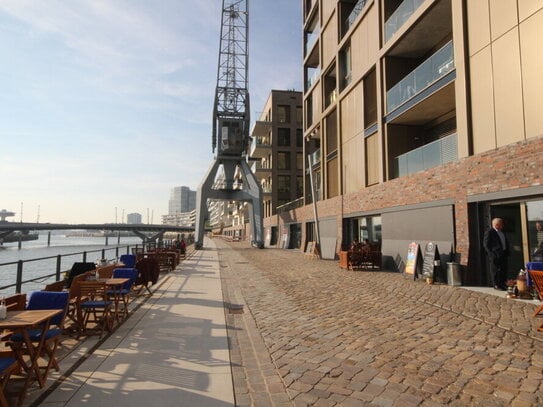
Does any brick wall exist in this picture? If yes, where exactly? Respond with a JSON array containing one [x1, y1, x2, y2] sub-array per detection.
[[270, 135, 543, 265]]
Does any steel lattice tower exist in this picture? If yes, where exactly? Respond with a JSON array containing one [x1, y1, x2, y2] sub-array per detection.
[[194, 0, 263, 249]]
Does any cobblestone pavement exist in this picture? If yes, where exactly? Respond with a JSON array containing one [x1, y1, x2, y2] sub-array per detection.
[[216, 240, 543, 407]]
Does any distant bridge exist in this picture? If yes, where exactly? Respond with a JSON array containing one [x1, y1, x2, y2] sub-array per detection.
[[0, 222, 195, 245]]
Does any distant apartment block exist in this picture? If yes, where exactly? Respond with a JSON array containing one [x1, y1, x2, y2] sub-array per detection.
[[126, 213, 142, 224], [168, 186, 196, 215], [266, 0, 543, 286]]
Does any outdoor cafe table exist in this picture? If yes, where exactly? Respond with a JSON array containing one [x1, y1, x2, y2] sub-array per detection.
[[0, 309, 62, 406]]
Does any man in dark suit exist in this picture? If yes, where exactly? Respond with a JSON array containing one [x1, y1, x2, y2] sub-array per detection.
[[483, 218, 509, 290]]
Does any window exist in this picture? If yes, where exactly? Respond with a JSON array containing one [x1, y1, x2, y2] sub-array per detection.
[[297, 153, 303, 170], [296, 106, 303, 124], [277, 175, 291, 193], [296, 176, 304, 197], [278, 128, 291, 146], [325, 109, 338, 154], [277, 152, 291, 170], [339, 43, 351, 91], [296, 129, 303, 147], [324, 65, 337, 109], [277, 105, 290, 123], [364, 68, 377, 128]]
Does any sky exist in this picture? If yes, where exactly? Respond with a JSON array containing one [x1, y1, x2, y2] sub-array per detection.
[[0, 0, 302, 224]]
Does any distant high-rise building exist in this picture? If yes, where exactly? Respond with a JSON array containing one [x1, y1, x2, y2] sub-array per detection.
[[168, 186, 196, 215], [126, 213, 142, 224]]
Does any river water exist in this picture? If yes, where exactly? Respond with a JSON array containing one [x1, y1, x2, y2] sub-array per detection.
[[0, 233, 142, 295]]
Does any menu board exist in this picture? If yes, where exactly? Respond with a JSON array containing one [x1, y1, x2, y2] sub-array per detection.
[[405, 242, 419, 278], [422, 242, 439, 279]]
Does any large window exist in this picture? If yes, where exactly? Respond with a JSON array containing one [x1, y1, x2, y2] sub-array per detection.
[[296, 129, 303, 147], [348, 215, 382, 245], [339, 43, 351, 91], [277, 105, 290, 123], [277, 152, 291, 170], [364, 68, 377, 128], [277, 175, 291, 193], [278, 128, 291, 146], [297, 153, 303, 170], [527, 200, 543, 261]]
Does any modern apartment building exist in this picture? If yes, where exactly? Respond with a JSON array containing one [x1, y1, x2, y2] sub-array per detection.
[[168, 186, 196, 215], [222, 90, 304, 242], [268, 0, 543, 285]]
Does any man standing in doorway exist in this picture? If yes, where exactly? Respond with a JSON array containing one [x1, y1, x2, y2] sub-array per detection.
[[483, 217, 510, 290]]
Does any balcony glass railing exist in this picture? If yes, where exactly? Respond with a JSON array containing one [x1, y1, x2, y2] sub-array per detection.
[[251, 161, 271, 173], [309, 149, 321, 166], [384, 0, 425, 42], [306, 67, 320, 90], [392, 133, 457, 178], [305, 29, 319, 55], [344, 0, 367, 34], [386, 41, 454, 113], [250, 135, 271, 151]]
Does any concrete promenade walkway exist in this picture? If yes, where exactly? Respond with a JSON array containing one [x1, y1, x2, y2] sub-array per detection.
[[39, 238, 234, 407]]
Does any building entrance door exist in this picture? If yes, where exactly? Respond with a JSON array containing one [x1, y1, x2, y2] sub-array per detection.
[[490, 204, 524, 280]]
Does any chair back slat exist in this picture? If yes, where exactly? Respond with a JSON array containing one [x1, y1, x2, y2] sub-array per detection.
[[43, 280, 65, 292], [4, 293, 27, 311]]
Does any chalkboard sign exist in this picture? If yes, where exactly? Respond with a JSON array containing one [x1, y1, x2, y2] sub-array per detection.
[[404, 242, 420, 278], [305, 241, 314, 254], [422, 242, 440, 280]]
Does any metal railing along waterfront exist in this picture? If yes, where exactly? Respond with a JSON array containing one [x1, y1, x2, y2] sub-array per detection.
[[0, 244, 141, 294]]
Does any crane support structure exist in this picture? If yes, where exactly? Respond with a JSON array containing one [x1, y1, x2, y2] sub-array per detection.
[[195, 0, 263, 249]]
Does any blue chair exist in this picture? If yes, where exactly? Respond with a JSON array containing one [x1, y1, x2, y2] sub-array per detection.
[[8, 291, 69, 381], [0, 357, 18, 407], [110, 268, 138, 320], [119, 254, 136, 268], [78, 281, 113, 338]]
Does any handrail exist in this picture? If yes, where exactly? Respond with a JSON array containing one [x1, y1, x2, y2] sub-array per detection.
[[0, 244, 140, 294]]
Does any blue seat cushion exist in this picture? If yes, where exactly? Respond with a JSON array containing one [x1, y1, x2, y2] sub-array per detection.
[[10, 328, 63, 342], [80, 300, 112, 308], [0, 357, 16, 373]]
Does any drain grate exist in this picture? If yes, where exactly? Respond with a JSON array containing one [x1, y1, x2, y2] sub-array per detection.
[[227, 303, 244, 314]]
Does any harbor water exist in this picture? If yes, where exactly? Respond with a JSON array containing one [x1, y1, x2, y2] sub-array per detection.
[[0, 233, 142, 295]]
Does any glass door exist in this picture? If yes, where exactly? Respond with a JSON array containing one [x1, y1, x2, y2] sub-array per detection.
[[490, 204, 524, 280]]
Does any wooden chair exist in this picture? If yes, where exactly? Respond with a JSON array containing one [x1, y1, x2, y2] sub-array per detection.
[[528, 270, 543, 332], [3, 294, 26, 311], [66, 272, 92, 333], [0, 357, 18, 407], [77, 281, 113, 338], [43, 280, 65, 292]]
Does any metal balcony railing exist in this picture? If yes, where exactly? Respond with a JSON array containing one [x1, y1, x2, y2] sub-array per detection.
[[384, 0, 425, 42], [344, 0, 367, 34], [392, 133, 457, 178], [386, 41, 454, 113]]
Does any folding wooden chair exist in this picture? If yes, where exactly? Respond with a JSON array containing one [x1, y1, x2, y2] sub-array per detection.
[[66, 272, 92, 334], [77, 281, 113, 338], [3, 294, 26, 312], [43, 280, 65, 292], [0, 357, 18, 407], [528, 270, 543, 332]]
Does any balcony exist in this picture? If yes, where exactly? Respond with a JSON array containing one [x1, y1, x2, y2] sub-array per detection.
[[392, 133, 457, 178], [385, 0, 425, 42], [305, 28, 319, 56], [344, 0, 367, 35], [306, 66, 320, 90], [386, 41, 454, 113], [308, 149, 321, 167], [249, 122, 272, 158], [250, 161, 272, 180]]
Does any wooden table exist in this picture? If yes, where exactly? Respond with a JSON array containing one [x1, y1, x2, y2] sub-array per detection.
[[0, 309, 62, 406]]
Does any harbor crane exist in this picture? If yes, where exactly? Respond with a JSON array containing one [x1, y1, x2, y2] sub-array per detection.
[[194, 0, 263, 249]]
